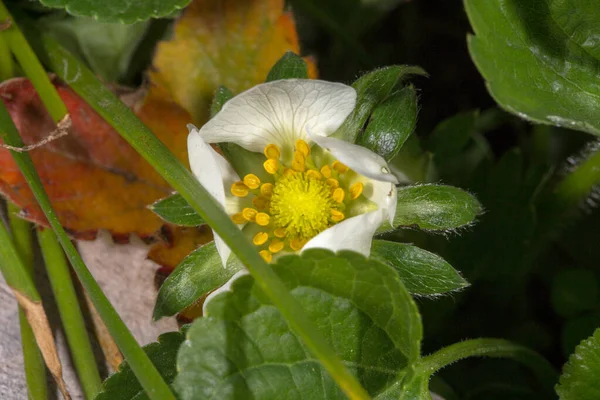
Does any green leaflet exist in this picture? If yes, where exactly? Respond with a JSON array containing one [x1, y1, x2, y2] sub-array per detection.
[[174, 249, 422, 399], [465, 0, 600, 136]]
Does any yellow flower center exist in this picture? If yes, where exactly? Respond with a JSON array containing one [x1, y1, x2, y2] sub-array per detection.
[[270, 172, 338, 240], [229, 139, 367, 262]]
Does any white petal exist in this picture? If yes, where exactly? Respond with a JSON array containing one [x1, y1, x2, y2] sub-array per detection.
[[188, 125, 241, 267], [198, 80, 356, 160], [307, 129, 399, 184], [202, 270, 249, 315], [302, 210, 384, 257], [368, 180, 397, 225]]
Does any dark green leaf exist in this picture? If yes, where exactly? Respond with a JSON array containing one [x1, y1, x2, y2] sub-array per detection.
[[333, 65, 427, 143], [174, 249, 422, 399], [557, 328, 600, 400], [149, 193, 204, 227], [209, 85, 233, 118], [548, 1, 600, 62], [39, 0, 190, 23], [94, 330, 186, 400], [465, 0, 600, 136], [358, 85, 418, 161], [266, 51, 308, 81], [393, 184, 482, 231], [40, 15, 148, 82], [153, 242, 242, 320], [371, 240, 469, 296]]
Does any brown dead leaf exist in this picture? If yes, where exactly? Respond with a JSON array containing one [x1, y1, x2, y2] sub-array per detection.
[[13, 290, 71, 400], [147, 0, 318, 124]]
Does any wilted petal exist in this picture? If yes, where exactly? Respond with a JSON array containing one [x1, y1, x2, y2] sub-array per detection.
[[303, 210, 384, 257], [308, 129, 399, 184], [199, 80, 356, 161], [188, 125, 240, 266]]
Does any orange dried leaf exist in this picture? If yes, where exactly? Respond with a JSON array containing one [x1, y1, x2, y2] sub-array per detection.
[[148, 0, 317, 123]]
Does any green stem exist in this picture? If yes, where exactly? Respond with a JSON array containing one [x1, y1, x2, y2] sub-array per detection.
[[0, 1, 67, 122], [28, 26, 371, 400], [0, 32, 13, 81], [37, 228, 102, 399], [418, 339, 557, 395], [0, 101, 176, 400], [8, 204, 49, 400]]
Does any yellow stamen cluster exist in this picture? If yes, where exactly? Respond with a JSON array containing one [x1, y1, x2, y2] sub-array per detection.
[[229, 139, 366, 262]]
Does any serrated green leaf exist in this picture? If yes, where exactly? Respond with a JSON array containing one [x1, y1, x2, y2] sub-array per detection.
[[40, 15, 148, 82], [153, 242, 242, 320], [94, 330, 186, 400], [266, 51, 308, 81], [357, 85, 418, 161], [333, 65, 427, 143], [174, 249, 422, 399], [465, 0, 600, 136], [39, 0, 190, 23], [393, 184, 482, 231], [557, 328, 600, 400], [371, 240, 469, 296], [149, 193, 204, 227]]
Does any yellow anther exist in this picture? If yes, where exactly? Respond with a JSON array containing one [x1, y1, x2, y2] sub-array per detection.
[[253, 232, 269, 246], [231, 213, 246, 224], [283, 168, 296, 177], [295, 139, 310, 157], [231, 181, 249, 197], [320, 165, 332, 178], [306, 169, 323, 180], [326, 178, 339, 189], [332, 160, 349, 174], [274, 227, 287, 238], [269, 239, 285, 253], [242, 207, 258, 222], [252, 196, 269, 210], [264, 159, 279, 174], [264, 144, 281, 160], [291, 151, 306, 172], [260, 183, 273, 198], [255, 212, 271, 226], [290, 237, 306, 251], [332, 188, 345, 203], [331, 209, 345, 222], [259, 250, 273, 263], [350, 182, 364, 199], [243, 174, 261, 189]]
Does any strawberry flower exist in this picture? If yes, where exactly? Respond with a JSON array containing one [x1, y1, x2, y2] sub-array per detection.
[[187, 79, 398, 266]]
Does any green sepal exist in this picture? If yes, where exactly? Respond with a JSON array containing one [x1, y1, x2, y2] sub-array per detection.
[[371, 240, 469, 296], [357, 85, 418, 161], [333, 65, 427, 143], [149, 193, 204, 227], [266, 51, 308, 81], [153, 242, 242, 320]]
